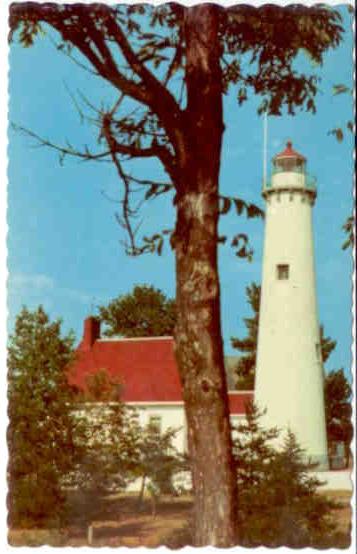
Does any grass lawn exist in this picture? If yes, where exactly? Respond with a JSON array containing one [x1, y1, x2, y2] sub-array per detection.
[[8, 490, 352, 547], [8, 492, 193, 547]]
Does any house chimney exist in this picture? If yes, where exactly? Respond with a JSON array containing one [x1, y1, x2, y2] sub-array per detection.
[[81, 316, 100, 350]]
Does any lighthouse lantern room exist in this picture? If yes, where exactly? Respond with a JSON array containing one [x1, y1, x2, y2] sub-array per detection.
[[255, 141, 329, 470]]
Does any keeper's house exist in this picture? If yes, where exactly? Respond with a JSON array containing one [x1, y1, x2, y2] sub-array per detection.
[[68, 316, 253, 453]]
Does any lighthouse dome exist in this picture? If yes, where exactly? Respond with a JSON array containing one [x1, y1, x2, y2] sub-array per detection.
[[273, 141, 306, 174], [263, 140, 316, 199]]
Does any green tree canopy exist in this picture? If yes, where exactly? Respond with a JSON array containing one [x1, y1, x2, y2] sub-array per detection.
[[98, 285, 176, 337], [69, 370, 142, 497], [7, 306, 76, 528], [231, 282, 260, 389], [324, 369, 353, 464], [233, 404, 339, 548]]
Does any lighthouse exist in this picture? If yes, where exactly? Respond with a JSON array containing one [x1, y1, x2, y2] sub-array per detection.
[[255, 141, 329, 470]]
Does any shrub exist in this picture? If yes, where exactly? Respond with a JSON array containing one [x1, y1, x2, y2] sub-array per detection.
[[233, 403, 337, 547]]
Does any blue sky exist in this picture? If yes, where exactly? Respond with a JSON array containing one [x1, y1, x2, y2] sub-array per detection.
[[7, 5, 354, 378]]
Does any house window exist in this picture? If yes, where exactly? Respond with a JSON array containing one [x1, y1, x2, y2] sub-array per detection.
[[148, 415, 162, 434], [277, 264, 289, 280]]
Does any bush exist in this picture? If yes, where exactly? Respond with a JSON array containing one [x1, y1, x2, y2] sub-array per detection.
[[233, 403, 337, 547]]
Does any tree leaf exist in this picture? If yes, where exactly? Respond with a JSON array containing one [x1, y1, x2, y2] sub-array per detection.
[[234, 198, 245, 215], [219, 196, 231, 215], [332, 84, 350, 96]]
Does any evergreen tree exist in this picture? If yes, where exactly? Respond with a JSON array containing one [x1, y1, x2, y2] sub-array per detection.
[[232, 403, 337, 547], [324, 369, 353, 466], [98, 285, 176, 338], [7, 306, 76, 528], [231, 283, 260, 389]]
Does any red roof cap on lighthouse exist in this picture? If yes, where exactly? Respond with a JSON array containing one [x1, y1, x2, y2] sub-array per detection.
[[274, 141, 306, 161]]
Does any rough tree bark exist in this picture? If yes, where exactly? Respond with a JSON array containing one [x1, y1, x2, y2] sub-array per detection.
[[10, 3, 239, 546], [173, 6, 238, 546]]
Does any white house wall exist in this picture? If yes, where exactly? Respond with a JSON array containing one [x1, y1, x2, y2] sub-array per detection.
[[127, 402, 188, 453]]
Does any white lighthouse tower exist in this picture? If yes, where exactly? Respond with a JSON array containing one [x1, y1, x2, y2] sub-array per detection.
[[255, 141, 329, 470]]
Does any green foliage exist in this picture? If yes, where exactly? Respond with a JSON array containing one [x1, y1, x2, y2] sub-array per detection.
[[9, 4, 345, 256], [7, 306, 76, 528], [233, 404, 336, 547], [69, 403, 141, 496], [324, 369, 353, 462], [133, 424, 186, 500], [69, 368, 185, 501], [320, 324, 337, 363], [80, 368, 123, 402], [342, 214, 354, 250], [98, 285, 176, 337], [10, 4, 343, 117], [231, 282, 260, 389], [66, 368, 142, 497]]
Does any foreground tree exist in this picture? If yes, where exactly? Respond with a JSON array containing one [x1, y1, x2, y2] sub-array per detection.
[[7, 306, 75, 528], [132, 423, 186, 509], [10, 4, 344, 545], [98, 285, 176, 337], [69, 369, 143, 498]]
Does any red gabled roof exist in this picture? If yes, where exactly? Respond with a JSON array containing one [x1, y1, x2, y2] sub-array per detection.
[[69, 336, 182, 403], [68, 319, 253, 415], [274, 141, 305, 161]]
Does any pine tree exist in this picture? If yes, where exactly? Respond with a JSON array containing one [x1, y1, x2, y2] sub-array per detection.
[[324, 369, 353, 466], [232, 404, 337, 547], [231, 283, 260, 389], [7, 306, 76, 528]]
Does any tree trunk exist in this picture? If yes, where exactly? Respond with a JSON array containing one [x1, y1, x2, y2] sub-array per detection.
[[137, 474, 146, 509], [173, 6, 238, 547]]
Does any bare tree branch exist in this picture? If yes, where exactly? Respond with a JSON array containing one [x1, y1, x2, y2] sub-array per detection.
[[11, 124, 112, 163], [101, 112, 176, 178]]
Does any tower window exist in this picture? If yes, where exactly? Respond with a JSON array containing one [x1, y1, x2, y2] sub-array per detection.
[[277, 264, 289, 280]]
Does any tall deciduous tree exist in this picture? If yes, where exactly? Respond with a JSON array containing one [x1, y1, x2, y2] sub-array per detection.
[[10, 4, 344, 545], [98, 285, 176, 337], [7, 306, 76, 528]]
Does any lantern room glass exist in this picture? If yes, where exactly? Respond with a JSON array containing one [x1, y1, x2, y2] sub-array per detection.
[[273, 157, 305, 174]]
